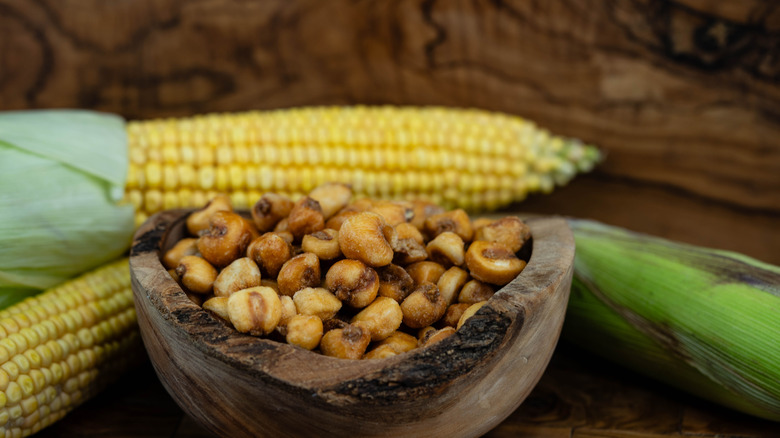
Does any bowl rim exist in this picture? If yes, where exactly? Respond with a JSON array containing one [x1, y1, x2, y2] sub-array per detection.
[[129, 209, 575, 400]]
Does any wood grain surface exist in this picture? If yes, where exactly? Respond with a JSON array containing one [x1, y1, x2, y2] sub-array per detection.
[[0, 0, 777, 264]]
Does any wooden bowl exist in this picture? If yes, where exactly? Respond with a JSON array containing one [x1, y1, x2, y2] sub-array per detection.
[[129, 210, 575, 438]]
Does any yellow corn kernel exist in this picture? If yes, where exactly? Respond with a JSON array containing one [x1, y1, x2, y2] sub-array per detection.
[[6, 381, 22, 405], [1, 362, 19, 382], [8, 403, 23, 421], [19, 396, 37, 416], [0, 320, 19, 337], [16, 375, 34, 399], [144, 162, 162, 189], [27, 371, 44, 396]]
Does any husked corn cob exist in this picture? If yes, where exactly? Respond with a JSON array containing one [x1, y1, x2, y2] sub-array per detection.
[[125, 106, 599, 226], [0, 258, 139, 437]]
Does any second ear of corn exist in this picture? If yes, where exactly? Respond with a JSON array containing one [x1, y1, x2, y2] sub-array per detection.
[[0, 259, 139, 438], [564, 220, 780, 422], [125, 106, 601, 227]]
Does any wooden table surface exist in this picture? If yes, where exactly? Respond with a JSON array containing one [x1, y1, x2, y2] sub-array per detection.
[[1, 1, 778, 436], [36, 341, 780, 438]]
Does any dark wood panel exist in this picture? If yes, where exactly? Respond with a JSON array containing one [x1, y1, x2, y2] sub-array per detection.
[[1, 0, 777, 265]]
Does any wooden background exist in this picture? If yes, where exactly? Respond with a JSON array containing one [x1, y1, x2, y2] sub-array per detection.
[[1, 0, 778, 264], [1, 0, 779, 436]]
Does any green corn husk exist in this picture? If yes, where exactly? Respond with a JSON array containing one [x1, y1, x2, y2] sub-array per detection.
[[0, 110, 134, 293], [565, 219, 780, 421]]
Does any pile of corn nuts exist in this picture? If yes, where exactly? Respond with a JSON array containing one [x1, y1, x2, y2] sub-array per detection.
[[164, 183, 530, 359]]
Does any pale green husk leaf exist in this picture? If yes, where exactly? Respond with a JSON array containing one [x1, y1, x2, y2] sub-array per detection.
[[0, 110, 134, 290], [565, 219, 780, 421]]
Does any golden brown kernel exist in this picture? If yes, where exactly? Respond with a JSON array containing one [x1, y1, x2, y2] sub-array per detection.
[[471, 217, 495, 231], [426, 232, 465, 266], [301, 229, 341, 260], [227, 287, 282, 335], [260, 278, 280, 294], [242, 216, 261, 242], [400, 283, 447, 329], [203, 297, 230, 321], [376, 331, 418, 354], [186, 194, 232, 235], [395, 223, 424, 245], [419, 327, 456, 348], [213, 257, 262, 298], [338, 212, 394, 267], [351, 297, 403, 341], [424, 209, 473, 242], [163, 238, 199, 270], [175, 256, 218, 294], [465, 241, 526, 285], [369, 200, 413, 226], [406, 261, 446, 285], [308, 182, 353, 219], [287, 196, 325, 240], [325, 260, 379, 308], [441, 303, 471, 328], [417, 326, 436, 343], [391, 237, 429, 265], [167, 269, 180, 284], [185, 292, 204, 307], [278, 295, 297, 328], [319, 322, 371, 359], [437, 266, 470, 306], [345, 198, 374, 212], [247, 233, 293, 278], [285, 315, 324, 350], [251, 193, 294, 232], [410, 200, 445, 231], [363, 344, 399, 360], [377, 264, 414, 303], [277, 253, 321, 297], [292, 287, 342, 321], [458, 280, 495, 304], [324, 210, 360, 232], [474, 216, 531, 253], [457, 301, 487, 330], [322, 317, 349, 332], [197, 211, 255, 268], [273, 217, 290, 233], [275, 231, 294, 245]]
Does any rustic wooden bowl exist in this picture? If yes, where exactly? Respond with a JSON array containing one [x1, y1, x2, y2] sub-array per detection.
[[129, 209, 575, 438]]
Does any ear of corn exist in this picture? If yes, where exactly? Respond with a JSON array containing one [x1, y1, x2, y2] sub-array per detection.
[[0, 258, 140, 437], [565, 219, 780, 421], [125, 106, 600, 227], [0, 110, 133, 292]]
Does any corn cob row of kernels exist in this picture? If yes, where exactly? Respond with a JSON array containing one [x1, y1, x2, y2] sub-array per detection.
[[125, 106, 599, 226], [0, 259, 140, 438]]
